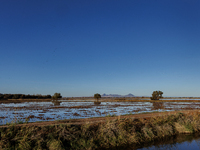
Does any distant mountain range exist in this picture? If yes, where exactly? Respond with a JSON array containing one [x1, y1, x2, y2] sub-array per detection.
[[101, 93, 135, 97]]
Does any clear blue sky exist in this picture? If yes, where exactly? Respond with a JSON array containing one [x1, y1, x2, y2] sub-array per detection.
[[1, 0, 200, 97]]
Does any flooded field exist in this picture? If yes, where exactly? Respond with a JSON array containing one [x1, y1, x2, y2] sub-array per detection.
[[1, 100, 200, 125]]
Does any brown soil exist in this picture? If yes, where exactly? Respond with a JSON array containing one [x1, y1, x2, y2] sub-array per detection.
[[1, 109, 199, 128]]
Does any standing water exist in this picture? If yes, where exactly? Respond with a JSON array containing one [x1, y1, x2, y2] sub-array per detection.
[[111, 133, 200, 150], [0, 100, 200, 124]]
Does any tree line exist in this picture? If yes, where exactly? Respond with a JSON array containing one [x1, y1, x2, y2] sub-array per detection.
[[0, 93, 54, 100], [0, 91, 163, 101]]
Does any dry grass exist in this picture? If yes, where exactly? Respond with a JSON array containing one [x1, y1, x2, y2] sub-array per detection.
[[1, 112, 200, 149]]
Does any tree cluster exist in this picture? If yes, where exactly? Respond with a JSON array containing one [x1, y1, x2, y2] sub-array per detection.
[[52, 93, 62, 100], [0, 93, 52, 100], [94, 93, 101, 101], [150, 91, 163, 100]]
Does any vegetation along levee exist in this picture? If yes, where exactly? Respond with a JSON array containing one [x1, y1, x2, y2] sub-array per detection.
[[1, 111, 200, 149]]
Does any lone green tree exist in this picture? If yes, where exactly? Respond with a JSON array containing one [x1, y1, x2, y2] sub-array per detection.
[[150, 91, 163, 100], [52, 93, 62, 100], [94, 93, 101, 102]]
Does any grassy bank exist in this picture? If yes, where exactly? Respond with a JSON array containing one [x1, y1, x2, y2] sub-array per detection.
[[1, 111, 200, 149]]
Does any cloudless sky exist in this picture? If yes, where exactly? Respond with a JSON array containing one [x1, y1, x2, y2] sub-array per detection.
[[1, 0, 200, 97]]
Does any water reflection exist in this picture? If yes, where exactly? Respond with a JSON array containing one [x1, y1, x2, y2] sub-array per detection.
[[94, 101, 101, 105], [51, 100, 61, 106], [151, 102, 165, 110], [108, 133, 200, 150]]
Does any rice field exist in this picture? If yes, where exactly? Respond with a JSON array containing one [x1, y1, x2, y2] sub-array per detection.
[[1, 99, 200, 125]]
